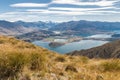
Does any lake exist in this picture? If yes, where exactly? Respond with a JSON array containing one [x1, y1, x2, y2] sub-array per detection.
[[33, 34, 109, 54]]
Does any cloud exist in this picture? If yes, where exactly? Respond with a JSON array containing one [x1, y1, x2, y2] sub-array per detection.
[[0, 10, 120, 22], [10, 3, 48, 7], [0, 11, 75, 22], [88, 10, 120, 14], [24, 8, 110, 16], [26, 9, 48, 12], [49, 6, 115, 12], [51, 0, 118, 7], [8, 0, 120, 17], [10, 0, 119, 8], [5, 0, 120, 22]]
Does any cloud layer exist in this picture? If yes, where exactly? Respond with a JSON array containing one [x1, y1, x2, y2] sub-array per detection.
[[0, 0, 120, 22]]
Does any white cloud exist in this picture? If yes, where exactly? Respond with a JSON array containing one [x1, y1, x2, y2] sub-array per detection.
[[49, 6, 114, 12], [0, 12, 45, 22], [52, 0, 76, 4], [88, 10, 120, 14], [10, 0, 119, 8], [0, 10, 120, 22], [10, 3, 48, 7], [5, 0, 120, 22], [51, 0, 118, 7], [26, 9, 48, 12]]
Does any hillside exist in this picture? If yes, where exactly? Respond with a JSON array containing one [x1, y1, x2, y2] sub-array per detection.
[[15, 29, 56, 42], [15, 21, 57, 29], [0, 20, 57, 35], [0, 36, 120, 80], [0, 20, 32, 35], [68, 40, 120, 58]]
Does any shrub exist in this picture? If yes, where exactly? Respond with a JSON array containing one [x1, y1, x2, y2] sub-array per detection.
[[28, 53, 46, 71], [0, 40, 4, 44], [0, 53, 25, 79], [65, 65, 78, 73]]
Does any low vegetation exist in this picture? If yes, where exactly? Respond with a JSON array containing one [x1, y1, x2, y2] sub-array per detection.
[[100, 59, 120, 72], [0, 36, 120, 80], [54, 55, 66, 62]]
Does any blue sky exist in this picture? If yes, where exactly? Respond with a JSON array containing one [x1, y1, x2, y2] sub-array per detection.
[[0, 0, 120, 22]]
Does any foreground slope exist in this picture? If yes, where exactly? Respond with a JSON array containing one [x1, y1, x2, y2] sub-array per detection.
[[0, 36, 120, 80], [68, 40, 120, 58]]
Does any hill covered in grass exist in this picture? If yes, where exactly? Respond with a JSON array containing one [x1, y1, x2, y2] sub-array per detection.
[[0, 36, 120, 80]]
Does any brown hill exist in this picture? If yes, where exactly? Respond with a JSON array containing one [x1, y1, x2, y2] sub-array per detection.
[[0, 36, 120, 80], [67, 40, 120, 58]]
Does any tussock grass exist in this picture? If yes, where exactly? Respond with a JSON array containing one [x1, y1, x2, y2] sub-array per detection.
[[28, 53, 46, 71], [0, 53, 25, 79], [54, 56, 66, 62], [65, 65, 78, 73], [0, 36, 50, 79], [100, 59, 120, 72], [0, 36, 120, 80]]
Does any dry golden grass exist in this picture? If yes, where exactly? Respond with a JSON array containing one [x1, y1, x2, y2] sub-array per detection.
[[0, 35, 120, 80]]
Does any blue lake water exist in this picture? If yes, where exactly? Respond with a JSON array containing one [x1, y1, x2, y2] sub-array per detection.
[[32, 31, 120, 54], [33, 39, 109, 54], [113, 30, 120, 34]]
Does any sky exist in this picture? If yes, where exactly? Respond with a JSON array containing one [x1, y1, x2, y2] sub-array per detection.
[[0, 0, 120, 22]]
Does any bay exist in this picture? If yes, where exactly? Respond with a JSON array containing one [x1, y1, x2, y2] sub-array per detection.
[[33, 40, 108, 54]]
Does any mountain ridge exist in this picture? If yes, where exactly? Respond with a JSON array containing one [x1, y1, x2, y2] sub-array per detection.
[[67, 40, 120, 58], [0, 20, 57, 35], [0, 20, 120, 36], [50, 20, 120, 34]]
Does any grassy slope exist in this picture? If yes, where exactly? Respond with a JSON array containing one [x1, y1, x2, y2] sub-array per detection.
[[0, 36, 120, 80]]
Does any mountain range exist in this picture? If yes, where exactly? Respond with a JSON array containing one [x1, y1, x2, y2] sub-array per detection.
[[0, 20, 120, 36], [0, 20, 57, 35], [50, 20, 120, 34]]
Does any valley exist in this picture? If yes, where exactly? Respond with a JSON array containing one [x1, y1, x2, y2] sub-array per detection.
[[0, 20, 120, 80], [0, 20, 120, 54], [1, 0, 120, 80]]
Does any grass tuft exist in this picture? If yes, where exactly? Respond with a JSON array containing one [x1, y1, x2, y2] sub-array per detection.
[[0, 53, 25, 79], [100, 59, 120, 72], [55, 56, 66, 62]]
